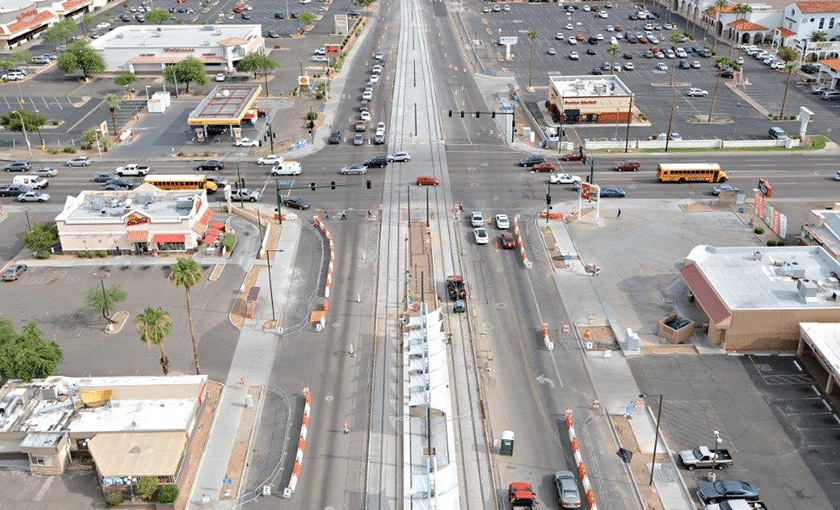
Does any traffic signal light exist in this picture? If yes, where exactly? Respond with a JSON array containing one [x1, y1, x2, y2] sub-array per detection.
[[492, 112, 496, 118], [331, 181, 336, 190], [310, 183, 316, 191], [460, 111, 464, 118], [366, 180, 372, 189], [476, 112, 480, 118], [448, 110, 452, 117], [546, 194, 552, 205]]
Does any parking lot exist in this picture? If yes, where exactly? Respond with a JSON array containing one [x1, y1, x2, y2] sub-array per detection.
[[629, 354, 840, 509], [464, 1, 838, 142]]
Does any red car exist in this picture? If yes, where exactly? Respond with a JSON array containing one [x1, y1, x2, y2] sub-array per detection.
[[560, 152, 585, 162], [615, 25, 623, 32], [576, 33, 584, 41], [614, 160, 641, 171], [416, 175, 440, 186], [533, 161, 556, 173], [233, 5, 244, 13], [501, 232, 516, 249], [639, 36, 649, 44]]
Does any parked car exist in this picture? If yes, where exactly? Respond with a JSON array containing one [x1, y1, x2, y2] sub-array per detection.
[[768, 127, 786, 139], [387, 151, 411, 162], [283, 196, 310, 210], [470, 211, 484, 227], [416, 175, 440, 186], [495, 214, 510, 229], [687, 87, 709, 97], [66, 156, 90, 167], [234, 137, 260, 147], [822, 91, 840, 101], [1, 264, 27, 282], [704, 500, 769, 510], [711, 184, 740, 196], [17, 191, 50, 202], [833, 170, 840, 181], [473, 227, 489, 244], [697, 480, 759, 504], [801, 63, 820, 74], [680, 445, 735, 470], [215, 73, 226, 82], [554, 471, 582, 509]]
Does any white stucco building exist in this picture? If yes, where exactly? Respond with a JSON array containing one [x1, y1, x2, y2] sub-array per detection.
[[55, 184, 213, 255], [90, 24, 264, 73], [0, 0, 100, 49]]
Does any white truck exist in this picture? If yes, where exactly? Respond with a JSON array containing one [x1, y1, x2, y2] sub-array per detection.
[[12, 175, 48, 189], [230, 188, 261, 202], [115, 164, 150, 176], [270, 160, 301, 176]]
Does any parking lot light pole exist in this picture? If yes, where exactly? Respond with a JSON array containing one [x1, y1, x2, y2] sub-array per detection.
[[640, 393, 664, 486], [665, 92, 677, 152], [710, 430, 722, 474], [624, 94, 634, 153]]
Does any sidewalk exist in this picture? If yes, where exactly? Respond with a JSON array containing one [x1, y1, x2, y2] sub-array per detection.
[[542, 217, 695, 510], [186, 217, 302, 510]]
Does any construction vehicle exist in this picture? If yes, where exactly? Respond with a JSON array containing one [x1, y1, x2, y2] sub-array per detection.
[[509, 482, 537, 507], [446, 275, 467, 300]]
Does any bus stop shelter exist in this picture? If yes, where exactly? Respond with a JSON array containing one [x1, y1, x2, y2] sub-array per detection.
[[187, 84, 263, 142]]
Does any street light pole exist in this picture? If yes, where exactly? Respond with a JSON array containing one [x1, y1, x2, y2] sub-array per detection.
[[711, 430, 722, 473], [640, 394, 664, 486], [665, 92, 677, 152]]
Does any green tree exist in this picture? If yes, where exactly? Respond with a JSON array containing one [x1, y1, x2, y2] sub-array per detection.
[[84, 283, 127, 325], [81, 127, 112, 149], [42, 19, 76, 49], [171, 258, 203, 375], [163, 57, 206, 94], [80, 13, 95, 36], [777, 46, 798, 64], [670, 31, 683, 84], [808, 30, 827, 42], [24, 222, 58, 253], [114, 72, 138, 93], [235, 53, 280, 96], [146, 8, 173, 24], [103, 94, 121, 136], [778, 61, 798, 118], [157, 485, 179, 504], [298, 11, 315, 28], [136, 307, 173, 376], [607, 43, 621, 76], [0, 319, 63, 382], [731, 3, 752, 55], [527, 30, 537, 88], [709, 0, 728, 53], [136, 476, 160, 501], [57, 40, 105, 78], [0, 110, 46, 146]]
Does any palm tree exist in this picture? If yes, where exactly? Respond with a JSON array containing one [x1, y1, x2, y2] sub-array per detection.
[[527, 30, 537, 88], [103, 94, 121, 137], [136, 307, 173, 375], [809, 30, 827, 42], [607, 44, 621, 75], [778, 61, 798, 119], [670, 31, 683, 85], [710, 0, 728, 53], [730, 3, 752, 56], [171, 257, 203, 375]]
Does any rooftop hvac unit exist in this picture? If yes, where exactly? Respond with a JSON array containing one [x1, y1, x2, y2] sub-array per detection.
[[110, 199, 120, 208], [90, 197, 104, 210], [203, 25, 215, 31], [116, 33, 124, 38], [797, 278, 819, 301], [176, 197, 194, 210], [151, 32, 161, 37], [136, 193, 154, 205], [124, 198, 133, 209], [0, 395, 22, 417]]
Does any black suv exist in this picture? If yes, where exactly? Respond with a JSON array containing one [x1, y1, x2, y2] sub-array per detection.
[[197, 160, 225, 171], [283, 196, 310, 210], [4, 161, 30, 172], [519, 155, 545, 167], [329, 130, 342, 144], [274, 12, 285, 19], [364, 156, 388, 168], [801, 64, 820, 74]]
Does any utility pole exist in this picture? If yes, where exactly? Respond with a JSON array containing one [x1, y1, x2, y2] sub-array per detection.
[[624, 94, 633, 153], [275, 180, 283, 225], [426, 187, 430, 227], [665, 92, 677, 153], [545, 183, 552, 224], [266, 123, 275, 153], [557, 97, 565, 154], [236, 163, 244, 208], [414, 103, 417, 136], [587, 156, 595, 185]]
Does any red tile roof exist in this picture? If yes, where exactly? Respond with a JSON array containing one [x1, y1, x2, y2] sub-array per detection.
[[680, 264, 732, 325], [796, 1, 840, 13], [822, 58, 840, 72], [62, 0, 90, 11], [153, 233, 186, 244], [775, 27, 796, 38], [729, 19, 767, 31], [5, 11, 56, 37]]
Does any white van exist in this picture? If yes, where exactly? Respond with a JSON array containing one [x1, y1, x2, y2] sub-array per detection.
[[270, 160, 302, 176], [13, 175, 48, 189]]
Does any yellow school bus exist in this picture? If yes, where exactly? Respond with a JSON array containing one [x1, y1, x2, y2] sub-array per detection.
[[144, 174, 217, 193], [657, 163, 729, 183]]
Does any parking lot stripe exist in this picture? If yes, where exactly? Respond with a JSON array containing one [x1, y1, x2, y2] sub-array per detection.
[[56, 97, 63, 110], [42, 97, 49, 110]]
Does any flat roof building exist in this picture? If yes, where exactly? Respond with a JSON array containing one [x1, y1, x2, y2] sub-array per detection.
[[681, 245, 840, 351], [0, 0, 95, 50], [547, 75, 633, 124], [90, 24, 264, 73], [0, 375, 207, 484], [55, 184, 213, 255], [800, 206, 840, 260]]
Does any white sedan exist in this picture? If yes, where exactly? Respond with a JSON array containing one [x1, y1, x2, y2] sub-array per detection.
[[215, 73, 226, 82], [234, 137, 260, 147], [257, 155, 283, 165], [495, 214, 510, 229], [549, 173, 582, 185], [18, 191, 50, 202], [473, 228, 489, 245], [35, 167, 58, 177], [370, 74, 380, 83]]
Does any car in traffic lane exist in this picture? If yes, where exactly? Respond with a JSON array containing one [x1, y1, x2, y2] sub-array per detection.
[[416, 175, 440, 186], [1, 263, 27, 282]]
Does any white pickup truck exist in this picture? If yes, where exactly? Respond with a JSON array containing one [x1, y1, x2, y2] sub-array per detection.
[[230, 188, 261, 202], [115, 164, 150, 176]]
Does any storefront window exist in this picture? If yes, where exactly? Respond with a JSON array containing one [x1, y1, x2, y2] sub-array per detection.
[[158, 242, 186, 251]]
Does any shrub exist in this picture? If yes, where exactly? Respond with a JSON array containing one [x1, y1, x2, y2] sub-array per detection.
[[47, 148, 60, 154], [157, 484, 179, 504], [754, 226, 765, 235], [63, 146, 76, 153], [52, 119, 60, 126], [306, 111, 318, 121], [137, 476, 160, 502], [222, 233, 237, 252], [98, 250, 108, 258], [104, 488, 124, 507], [767, 239, 777, 246], [36, 250, 51, 259], [203, 150, 210, 156]]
